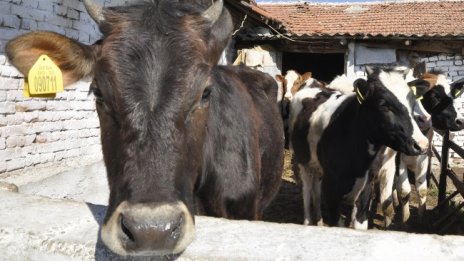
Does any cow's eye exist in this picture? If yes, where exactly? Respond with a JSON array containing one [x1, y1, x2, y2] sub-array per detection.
[[202, 86, 212, 100]]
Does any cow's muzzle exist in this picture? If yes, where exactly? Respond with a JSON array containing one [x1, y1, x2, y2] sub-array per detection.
[[101, 201, 195, 256]]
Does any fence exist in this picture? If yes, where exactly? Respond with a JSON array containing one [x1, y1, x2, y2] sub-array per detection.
[[430, 131, 464, 232]]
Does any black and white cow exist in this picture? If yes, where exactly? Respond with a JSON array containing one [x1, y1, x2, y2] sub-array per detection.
[[289, 67, 429, 228], [377, 72, 464, 228]]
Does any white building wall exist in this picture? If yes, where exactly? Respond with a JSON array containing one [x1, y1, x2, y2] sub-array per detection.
[[0, 0, 129, 176]]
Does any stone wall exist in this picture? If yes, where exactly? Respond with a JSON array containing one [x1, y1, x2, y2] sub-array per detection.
[[0, 0, 127, 176]]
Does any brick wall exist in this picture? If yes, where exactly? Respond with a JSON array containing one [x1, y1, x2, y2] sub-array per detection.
[[0, 0, 128, 176]]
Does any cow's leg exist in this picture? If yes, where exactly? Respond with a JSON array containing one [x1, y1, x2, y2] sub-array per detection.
[[412, 155, 429, 220], [397, 160, 411, 225], [311, 175, 323, 226], [352, 181, 373, 230], [378, 153, 396, 229], [323, 178, 342, 227], [299, 164, 313, 225]]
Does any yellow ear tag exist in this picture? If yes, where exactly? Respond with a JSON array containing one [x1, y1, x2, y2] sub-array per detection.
[[455, 89, 463, 98], [411, 85, 423, 101], [26, 54, 63, 96], [355, 87, 365, 104]]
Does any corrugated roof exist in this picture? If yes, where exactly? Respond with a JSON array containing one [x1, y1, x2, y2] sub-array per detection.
[[258, 0, 464, 38]]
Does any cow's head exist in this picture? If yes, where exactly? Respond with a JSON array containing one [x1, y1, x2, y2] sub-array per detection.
[[409, 73, 464, 131], [354, 66, 429, 156], [6, 0, 231, 256]]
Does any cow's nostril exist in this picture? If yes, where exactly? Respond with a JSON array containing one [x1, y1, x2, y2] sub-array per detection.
[[120, 214, 135, 242]]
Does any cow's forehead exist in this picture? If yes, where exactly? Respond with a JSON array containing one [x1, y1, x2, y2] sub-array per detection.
[[435, 74, 452, 96], [377, 70, 414, 110]]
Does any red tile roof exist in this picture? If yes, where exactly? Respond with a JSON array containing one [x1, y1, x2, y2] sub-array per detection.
[[258, 0, 464, 38]]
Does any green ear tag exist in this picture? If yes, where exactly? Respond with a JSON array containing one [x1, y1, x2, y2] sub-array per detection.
[[26, 54, 64, 96]]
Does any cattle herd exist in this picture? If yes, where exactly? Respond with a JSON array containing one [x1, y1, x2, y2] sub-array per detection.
[[4, 0, 464, 257]]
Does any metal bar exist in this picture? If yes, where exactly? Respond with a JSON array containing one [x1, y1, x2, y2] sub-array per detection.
[[438, 131, 450, 205], [430, 172, 439, 187]]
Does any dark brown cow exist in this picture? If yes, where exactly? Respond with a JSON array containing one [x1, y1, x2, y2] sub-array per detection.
[[6, 0, 284, 256]]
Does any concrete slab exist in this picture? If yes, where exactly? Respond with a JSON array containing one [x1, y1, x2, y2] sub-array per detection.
[[1, 191, 464, 261], [18, 160, 108, 205]]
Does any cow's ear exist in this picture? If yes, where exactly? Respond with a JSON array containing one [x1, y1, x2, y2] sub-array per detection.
[[276, 74, 284, 82], [353, 78, 369, 104], [6, 31, 98, 86], [301, 72, 312, 81], [413, 62, 426, 78], [408, 79, 430, 99], [451, 77, 464, 98]]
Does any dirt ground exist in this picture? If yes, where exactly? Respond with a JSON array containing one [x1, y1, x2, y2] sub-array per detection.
[[262, 150, 464, 235]]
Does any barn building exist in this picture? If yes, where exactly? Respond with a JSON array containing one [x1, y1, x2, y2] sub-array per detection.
[[226, 0, 464, 152]]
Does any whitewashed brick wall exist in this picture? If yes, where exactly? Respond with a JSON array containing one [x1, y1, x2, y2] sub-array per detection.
[[0, 0, 129, 175]]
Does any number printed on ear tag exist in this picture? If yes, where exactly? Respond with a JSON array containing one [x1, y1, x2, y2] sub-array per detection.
[[27, 54, 64, 96]]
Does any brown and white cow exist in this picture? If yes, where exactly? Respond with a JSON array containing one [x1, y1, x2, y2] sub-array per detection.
[[5, 0, 284, 256], [276, 71, 325, 147], [289, 67, 429, 228]]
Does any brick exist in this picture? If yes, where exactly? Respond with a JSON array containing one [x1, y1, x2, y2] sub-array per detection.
[[0, 2, 11, 15], [455, 60, 463, 66], [22, 0, 39, 8], [6, 113, 24, 125], [54, 4, 68, 16], [6, 158, 25, 171], [0, 137, 5, 150], [38, 1, 54, 11], [438, 54, 447, 61], [46, 15, 73, 28], [0, 116, 6, 127], [0, 147, 31, 161], [71, 20, 95, 34], [67, 8, 79, 20], [37, 21, 65, 35], [0, 124, 36, 138], [25, 152, 55, 166], [20, 18, 38, 31], [0, 160, 6, 173], [1, 15, 21, 29], [6, 135, 35, 148], [45, 101, 71, 111], [65, 28, 79, 40], [0, 90, 6, 101], [15, 101, 47, 112], [33, 122, 63, 133], [0, 102, 15, 114], [427, 56, 438, 62], [6, 90, 23, 101], [23, 111, 39, 123], [11, 5, 48, 21], [436, 60, 453, 67], [78, 30, 90, 44]]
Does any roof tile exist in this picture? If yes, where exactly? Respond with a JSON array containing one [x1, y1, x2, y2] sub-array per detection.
[[258, 0, 464, 38]]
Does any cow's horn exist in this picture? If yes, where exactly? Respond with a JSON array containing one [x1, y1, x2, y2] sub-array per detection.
[[84, 0, 104, 25], [202, 0, 223, 24]]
